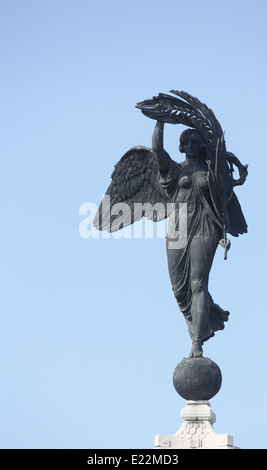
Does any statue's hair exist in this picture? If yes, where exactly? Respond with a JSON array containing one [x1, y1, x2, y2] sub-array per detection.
[[179, 128, 207, 155]]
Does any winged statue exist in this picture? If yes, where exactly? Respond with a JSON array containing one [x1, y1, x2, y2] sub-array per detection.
[[93, 91, 248, 358]]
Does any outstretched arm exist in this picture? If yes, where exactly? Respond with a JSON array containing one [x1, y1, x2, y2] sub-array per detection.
[[152, 121, 171, 174]]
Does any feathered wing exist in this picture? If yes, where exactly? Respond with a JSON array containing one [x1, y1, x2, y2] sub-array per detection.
[[136, 90, 248, 237], [93, 146, 174, 232]]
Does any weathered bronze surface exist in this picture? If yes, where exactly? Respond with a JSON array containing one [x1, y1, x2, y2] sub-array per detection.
[[93, 91, 248, 359]]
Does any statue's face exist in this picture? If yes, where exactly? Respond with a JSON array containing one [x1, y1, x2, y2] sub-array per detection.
[[183, 134, 201, 157]]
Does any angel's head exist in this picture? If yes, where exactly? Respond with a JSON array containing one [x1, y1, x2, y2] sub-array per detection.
[[179, 129, 206, 157]]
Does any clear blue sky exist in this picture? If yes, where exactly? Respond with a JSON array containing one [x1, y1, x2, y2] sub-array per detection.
[[1, 0, 266, 449]]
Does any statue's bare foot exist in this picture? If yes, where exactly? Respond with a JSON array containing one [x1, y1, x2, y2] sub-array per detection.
[[189, 340, 203, 358]]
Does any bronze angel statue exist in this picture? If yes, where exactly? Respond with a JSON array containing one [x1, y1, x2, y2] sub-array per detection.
[[93, 91, 248, 358]]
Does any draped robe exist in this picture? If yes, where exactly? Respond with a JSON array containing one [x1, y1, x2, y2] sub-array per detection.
[[159, 160, 230, 341]]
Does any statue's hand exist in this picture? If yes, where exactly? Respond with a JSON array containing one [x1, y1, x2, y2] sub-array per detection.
[[237, 164, 248, 185], [232, 163, 248, 186], [136, 98, 173, 122], [154, 103, 169, 112]]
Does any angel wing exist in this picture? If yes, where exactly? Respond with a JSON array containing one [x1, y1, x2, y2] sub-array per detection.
[[136, 90, 248, 238], [93, 146, 175, 232]]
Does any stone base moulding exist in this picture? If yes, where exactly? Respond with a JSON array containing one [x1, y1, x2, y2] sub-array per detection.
[[155, 400, 238, 449]]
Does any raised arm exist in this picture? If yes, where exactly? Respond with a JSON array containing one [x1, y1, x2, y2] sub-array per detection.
[[152, 121, 171, 174]]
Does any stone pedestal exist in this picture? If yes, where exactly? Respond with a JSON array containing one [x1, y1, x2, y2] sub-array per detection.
[[155, 400, 238, 449]]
